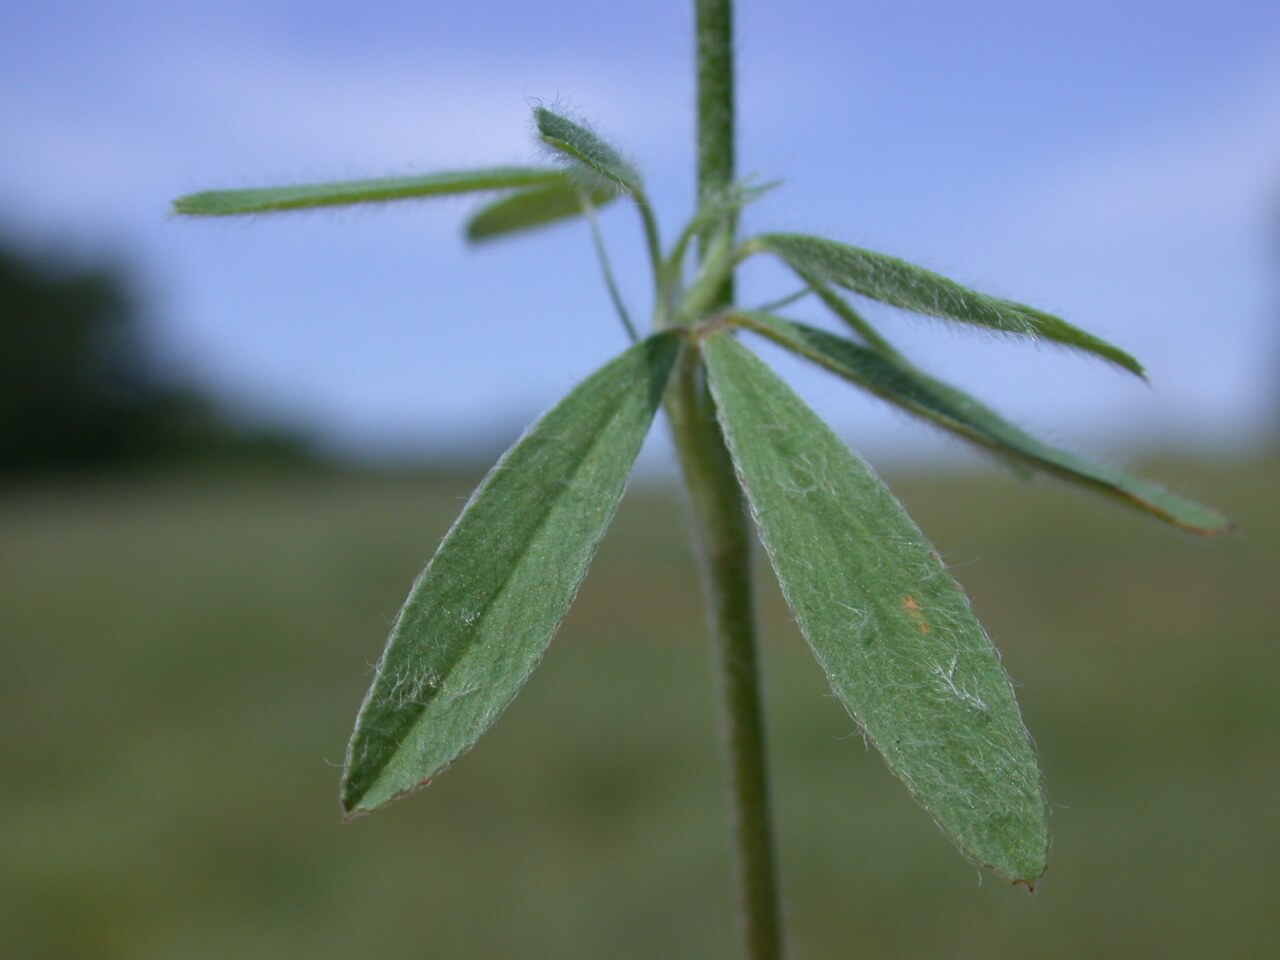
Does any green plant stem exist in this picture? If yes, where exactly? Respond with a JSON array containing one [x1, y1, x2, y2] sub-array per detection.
[[686, 2, 785, 958], [808, 280, 902, 359], [634, 192, 666, 286], [696, 0, 736, 309], [753, 288, 811, 314], [665, 345, 783, 960], [585, 201, 639, 342]]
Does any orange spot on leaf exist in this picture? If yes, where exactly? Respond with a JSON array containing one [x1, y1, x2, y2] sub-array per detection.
[[901, 595, 931, 634]]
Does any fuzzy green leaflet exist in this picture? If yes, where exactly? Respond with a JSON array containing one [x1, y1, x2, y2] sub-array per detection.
[[467, 179, 619, 242], [735, 312, 1230, 535], [534, 107, 643, 195], [172, 166, 566, 216], [757, 232, 1143, 376], [703, 331, 1048, 883], [341, 333, 680, 815]]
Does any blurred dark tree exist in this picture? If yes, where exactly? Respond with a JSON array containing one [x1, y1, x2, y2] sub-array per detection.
[[0, 237, 314, 476]]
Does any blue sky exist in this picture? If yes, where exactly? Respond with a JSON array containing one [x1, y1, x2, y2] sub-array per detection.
[[4, 0, 1278, 470]]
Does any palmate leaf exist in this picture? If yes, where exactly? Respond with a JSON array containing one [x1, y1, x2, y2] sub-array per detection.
[[702, 331, 1048, 883], [756, 232, 1144, 377], [466, 178, 620, 243], [534, 107, 643, 194], [173, 166, 566, 216], [736, 312, 1231, 535], [341, 332, 680, 816]]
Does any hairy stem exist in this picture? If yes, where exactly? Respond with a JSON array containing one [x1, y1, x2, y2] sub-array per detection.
[[666, 346, 783, 960], [683, 2, 786, 958], [696, 0, 737, 308]]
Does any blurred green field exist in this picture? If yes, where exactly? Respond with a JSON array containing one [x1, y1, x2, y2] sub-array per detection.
[[2, 457, 1277, 959]]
